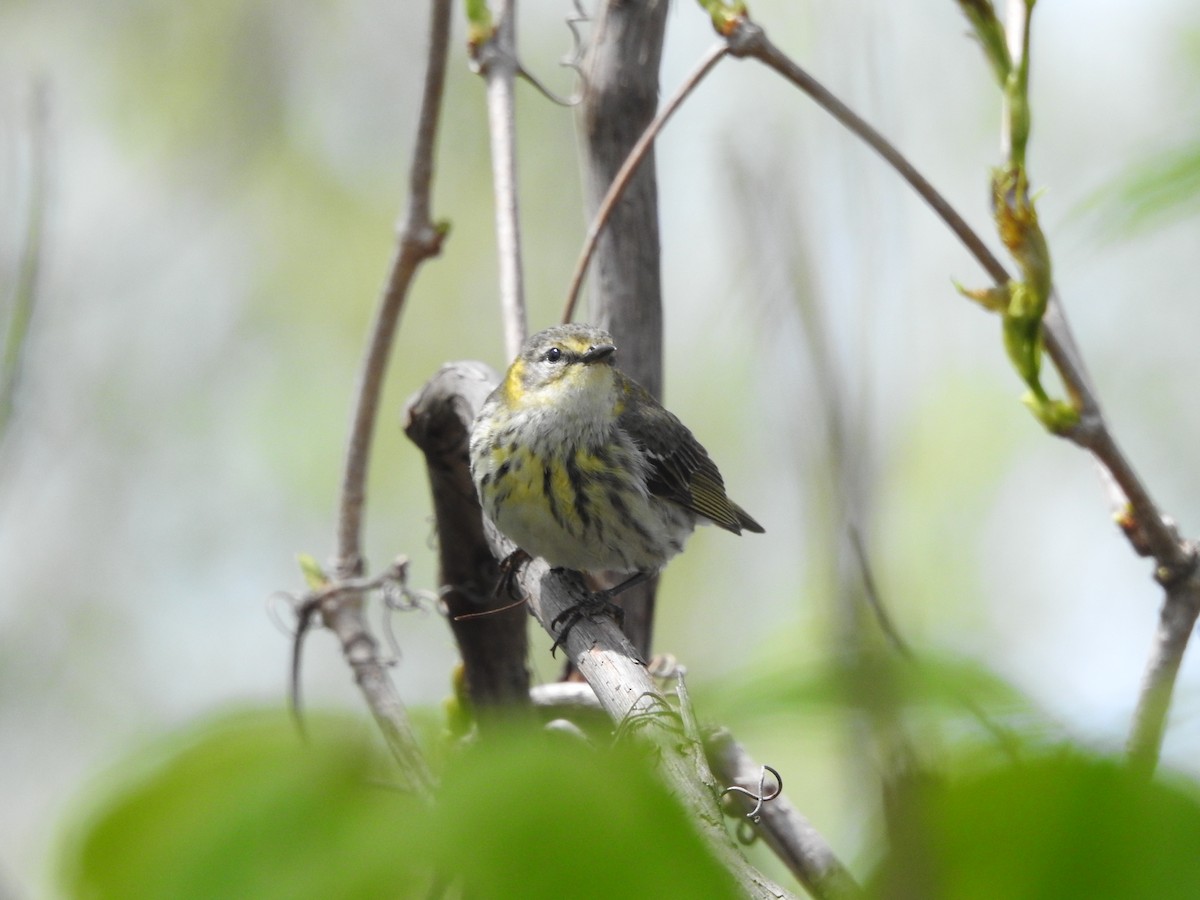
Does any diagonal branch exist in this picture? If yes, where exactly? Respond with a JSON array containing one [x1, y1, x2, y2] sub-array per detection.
[[561, 41, 729, 324], [505, 554, 799, 898], [706, 729, 863, 900], [704, 8, 1199, 775], [337, 0, 451, 572], [1128, 574, 1200, 776]]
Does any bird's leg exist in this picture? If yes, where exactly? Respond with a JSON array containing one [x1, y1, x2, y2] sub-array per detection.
[[493, 548, 532, 601], [602, 570, 653, 598], [549, 569, 650, 655]]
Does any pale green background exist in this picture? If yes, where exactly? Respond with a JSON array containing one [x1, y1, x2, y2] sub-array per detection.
[[2, 0, 1199, 894]]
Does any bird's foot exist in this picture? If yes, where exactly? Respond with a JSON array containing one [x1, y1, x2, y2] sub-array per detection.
[[549, 570, 626, 656]]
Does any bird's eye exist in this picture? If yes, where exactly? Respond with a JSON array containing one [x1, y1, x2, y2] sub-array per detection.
[[543, 347, 563, 363]]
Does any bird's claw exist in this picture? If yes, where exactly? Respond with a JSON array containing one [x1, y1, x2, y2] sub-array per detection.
[[549, 589, 625, 656]]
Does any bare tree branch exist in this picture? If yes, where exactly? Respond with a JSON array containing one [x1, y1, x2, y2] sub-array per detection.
[[573, 0, 671, 660], [706, 7, 1199, 776], [509, 559, 797, 898], [470, 0, 527, 358], [403, 362, 531, 714], [562, 42, 728, 324], [1129, 577, 1200, 775], [706, 729, 863, 900], [317, 0, 454, 797], [336, 0, 450, 573]]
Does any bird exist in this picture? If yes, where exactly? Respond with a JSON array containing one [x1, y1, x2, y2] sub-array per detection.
[[468, 323, 763, 643]]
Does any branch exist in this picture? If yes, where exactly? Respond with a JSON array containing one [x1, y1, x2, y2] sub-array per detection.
[[991, 0, 1199, 776], [562, 42, 728, 324], [403, 362, 531, 714], [510, 558, 796, 899], [316, 0, 452, 796], [336, 0, 450, 574], [469, 0, 527, 358], [292, 561, 435, 799], [706, 729, 863, 900], [570, 0, 672, 660], [1128, 575, 1200, 775], [705, 7, 1199, 775]]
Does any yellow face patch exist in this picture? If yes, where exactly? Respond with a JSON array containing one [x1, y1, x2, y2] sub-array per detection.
[[501, 335, 618, 410], [501, 358, 526, 408]]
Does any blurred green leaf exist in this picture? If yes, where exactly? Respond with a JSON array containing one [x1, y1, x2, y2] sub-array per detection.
[[870, 751, 1200, 899], [59, 710, 740, 899], [1098, 144, 1200, 233], [432, 728, 742, 899], [59, 709, 430, 900], [702, 648, 1042, 726]]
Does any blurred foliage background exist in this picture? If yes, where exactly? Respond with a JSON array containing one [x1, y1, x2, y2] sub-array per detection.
[[3, 0, 1200, 895]]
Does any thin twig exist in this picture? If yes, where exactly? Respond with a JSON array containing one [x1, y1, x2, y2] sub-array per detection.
[[516, 63, 579, 107], [1002, 3, 1199, 775], [726, 21, 1008, 285], [561, 0, 590, 84], [1128, 575, 1200, 776], [715, 11, 1199, 774], [471, 0, 527, 358], [561, 42, 728, 324], [287, 561, 413, 727], [320, 0, 453, 798], [1000, 0, 1030, 163], [336, 1, 450, 574], [723, 13, 1101, 423]]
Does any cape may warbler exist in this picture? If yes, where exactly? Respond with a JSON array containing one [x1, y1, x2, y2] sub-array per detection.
[[469, 324, 763, 619]]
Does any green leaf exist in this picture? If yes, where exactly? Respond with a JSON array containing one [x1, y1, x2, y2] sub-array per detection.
[[59, 710, 431, 900], [870, 751, 1200, 899], [431, 728, 742, 899], [296, 552, 327, 589], [955, 0, 1012, 86], [701, 650, 1041, 725], [1104, 144, 1200, 232], [59, 711, 740, 899]]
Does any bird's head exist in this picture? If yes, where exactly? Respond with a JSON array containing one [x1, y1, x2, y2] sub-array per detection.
[[501, 324, 619, 411]]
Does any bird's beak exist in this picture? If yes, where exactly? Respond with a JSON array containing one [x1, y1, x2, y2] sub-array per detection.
[[581, 343, 616, 364]]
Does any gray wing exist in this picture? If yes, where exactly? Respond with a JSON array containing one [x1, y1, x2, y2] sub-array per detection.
[[617, 378, 764, 535]]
